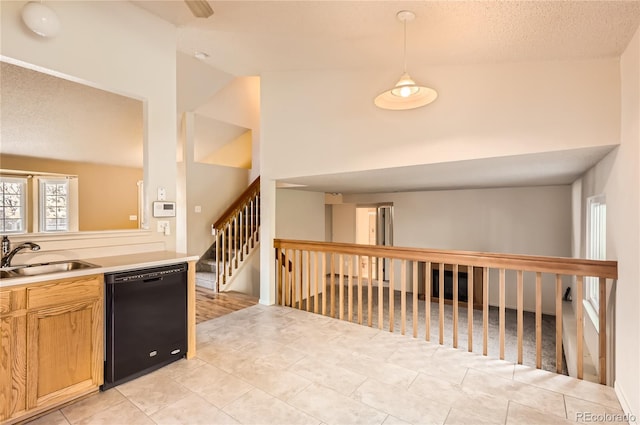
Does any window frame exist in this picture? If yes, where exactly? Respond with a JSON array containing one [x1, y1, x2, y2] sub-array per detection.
[[0, 176, 28, 234], [585, 194, 606, 313], [38, 178, 70, 233]]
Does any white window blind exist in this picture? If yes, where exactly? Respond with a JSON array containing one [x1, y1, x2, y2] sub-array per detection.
[[0, 177, 27, 233]]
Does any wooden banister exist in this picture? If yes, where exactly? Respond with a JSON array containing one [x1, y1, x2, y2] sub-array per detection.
[[274, 238, 617, 385], [213, 177, 260, 230]]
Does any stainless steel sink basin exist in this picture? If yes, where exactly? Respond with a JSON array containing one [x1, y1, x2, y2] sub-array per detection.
[[0, 260, 99, 279]]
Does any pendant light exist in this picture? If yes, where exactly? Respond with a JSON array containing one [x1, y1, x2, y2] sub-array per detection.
[[374, 10, 437, 110]]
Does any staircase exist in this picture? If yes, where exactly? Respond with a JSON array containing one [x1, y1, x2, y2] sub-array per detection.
[[197, 177, 260, 292]]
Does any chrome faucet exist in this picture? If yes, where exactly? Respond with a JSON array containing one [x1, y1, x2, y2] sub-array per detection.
[[1, 241, 41, 268]]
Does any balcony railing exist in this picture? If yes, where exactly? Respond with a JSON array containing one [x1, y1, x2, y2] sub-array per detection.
[[274, 239, 617, 385]]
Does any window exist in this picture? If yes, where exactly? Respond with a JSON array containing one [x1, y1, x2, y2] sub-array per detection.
[[40, 178, 69, 232], [586, 195, 606, 311], [0, 177, 27, 233]]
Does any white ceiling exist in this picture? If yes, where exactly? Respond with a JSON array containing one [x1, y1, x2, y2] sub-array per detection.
[[132, 0, 640, 193]]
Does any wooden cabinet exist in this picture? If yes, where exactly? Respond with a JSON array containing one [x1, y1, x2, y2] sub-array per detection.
[[0, 274, 103, 424]]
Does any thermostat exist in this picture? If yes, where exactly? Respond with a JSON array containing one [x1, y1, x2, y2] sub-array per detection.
[[153, 201, 176, 217]]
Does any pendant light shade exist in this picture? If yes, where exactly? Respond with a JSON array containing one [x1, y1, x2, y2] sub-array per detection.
[[374, 11, 437, 110], [21, 2, 60, 38]]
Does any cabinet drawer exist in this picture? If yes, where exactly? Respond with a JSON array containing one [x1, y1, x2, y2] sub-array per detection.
[[0, 287, 26, 315], [27, 275, 102, 310]]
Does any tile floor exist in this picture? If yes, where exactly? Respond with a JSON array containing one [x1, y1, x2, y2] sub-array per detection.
[[30, 305, 627, 425]]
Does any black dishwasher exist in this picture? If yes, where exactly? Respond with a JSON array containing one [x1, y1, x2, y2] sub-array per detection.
[[103, 263, 187, 390]]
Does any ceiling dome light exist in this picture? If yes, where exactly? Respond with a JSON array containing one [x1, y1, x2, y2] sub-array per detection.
[[374, 11, 437, 111], [21, 2, 60, 38]]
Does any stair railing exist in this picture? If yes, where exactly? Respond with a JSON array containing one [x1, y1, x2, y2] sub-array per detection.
[[274, 239, 617, 385], [213, 177, 260, 291]]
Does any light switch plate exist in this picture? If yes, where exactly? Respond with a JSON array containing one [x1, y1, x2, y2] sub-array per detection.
[[157, 187, 166, 201], [157, 220, 169, 233], [195, 205, 202, 213]]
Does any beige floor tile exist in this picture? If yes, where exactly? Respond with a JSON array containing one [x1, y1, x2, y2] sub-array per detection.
[[288, 355, 368, 396], [233, 362, 312, 401], [222, 388, 320, 425], [74, 399, 155, 425], [408, 372, 466, 405], [60, 388, 125, 424], [382, 415, 412, 425], [353, 378, 450, 425], [149, 357, 207, 380], [513, 365, 622, 409], [150, 393, 239, 425], [26, 410, 70, 425], [462, 368, 567, 419], [328, 351, 418, 389], [115, 372, 192, 416], [564, 396, 628, 424], [447, 392, 509, 425], [289, 383, 388, 425], [173, 363, 253, 408], [506, 401, 574, 425], [445, 407, 503, 425]]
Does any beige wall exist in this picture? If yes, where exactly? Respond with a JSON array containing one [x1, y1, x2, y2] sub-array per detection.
[[337, 185, 572, 315], [275, 189, 325, 241], [1, 154, 142, 231], [261, 59, 620, 181], [572, 26, 640, 418], [1, 1, 177, 255]]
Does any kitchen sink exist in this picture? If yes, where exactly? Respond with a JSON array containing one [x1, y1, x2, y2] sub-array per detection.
[[0, 260, 99, 279]]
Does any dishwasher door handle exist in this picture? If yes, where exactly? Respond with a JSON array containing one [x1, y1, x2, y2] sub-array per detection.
[[143, 276, 164, 283]]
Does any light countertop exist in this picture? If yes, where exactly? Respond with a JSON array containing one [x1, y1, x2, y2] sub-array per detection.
[[0, 251, 199, 288]]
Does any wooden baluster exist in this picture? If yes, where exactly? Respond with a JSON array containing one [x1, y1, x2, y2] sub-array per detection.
[[439, 263, 445, 345], [330, 253, 336, 318], [536, 272, 542, 369], [468, 266, 474, 352], [556, 274, 563, 374], [401, 259, 407, 335], [426, 261, 431, 341], [314, 251, 319, 314], [453, 264, 459, 348], [233, 216, 238, 269], [483, 267, 489, 356], [499, 268, 506, 360], [298, 250, 304, 309], [517, 270, 524, 364], [599, 277, 607, 385], [222, 226, 227, 284], [367, 256, 373, 327], [276, 247, 281, 305], [238, 212, 243, 262], [576, 275, 584, 379], [378, 257, 384, 330], [339, 254, 344, 320], [215, 231, 221, 293], [306, 251, 312, 312], [357, 255, 363, 325], [291, 250, 297, 308], [412, 261, 418, 338], [322, 253, 327, 316], [245, 204, 249, 254], [389, 259, 395, 332], [285, 248, 291, 307], [347, 255, 353, 322]]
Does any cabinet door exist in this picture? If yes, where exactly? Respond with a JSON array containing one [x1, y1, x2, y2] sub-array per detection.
[[0, 289, 27, 422], [26, 297, 102, 409]]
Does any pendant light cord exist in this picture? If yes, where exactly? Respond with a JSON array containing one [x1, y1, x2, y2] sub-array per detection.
[[402, 18, 407, 74]]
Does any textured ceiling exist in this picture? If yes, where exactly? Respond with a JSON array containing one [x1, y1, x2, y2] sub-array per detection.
[[135, 1, 640, 75], [1, 61, 143, 168]]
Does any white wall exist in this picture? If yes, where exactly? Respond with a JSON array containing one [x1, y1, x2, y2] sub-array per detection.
[[573, 26, 640, 419], [275, 189, 325, 241], [1, 1, 178, 254], [339, 186, 572, 314], [261, 59, 619, 181]]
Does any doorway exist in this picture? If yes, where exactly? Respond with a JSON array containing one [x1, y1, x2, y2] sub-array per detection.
[[355, 204, 393, 282]]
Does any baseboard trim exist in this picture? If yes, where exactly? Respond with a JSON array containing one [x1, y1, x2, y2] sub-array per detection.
[[614, 381, 638, 425]]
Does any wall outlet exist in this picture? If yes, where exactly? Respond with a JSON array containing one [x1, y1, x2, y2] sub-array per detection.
[[157, 220, 169, 233], [194, 205, 202, 213], [129, 215, 137, 221]]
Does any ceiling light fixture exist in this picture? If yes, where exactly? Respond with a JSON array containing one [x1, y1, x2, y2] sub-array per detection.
[[374, 10, 437, 110], [21, 1, 61, 38], [194, 51, 209, 60]]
